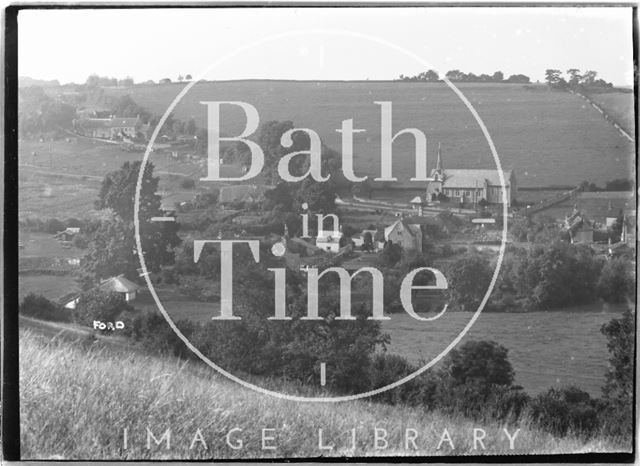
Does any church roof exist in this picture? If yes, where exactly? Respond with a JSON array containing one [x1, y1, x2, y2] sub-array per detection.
[[442, 169, 513, 189]]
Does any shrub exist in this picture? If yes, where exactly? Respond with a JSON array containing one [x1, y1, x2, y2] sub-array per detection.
[[19, 293, 70, 322], [369, 353, 438, 407], [123, 312, 198, 359], [44, 218, 65, 234], [180, 178, 196, 189], [599, 310, 634, 437], [432, 340, 521, 420], [528, 386, 599, 437], [72, 234, 89, 249], [73, 289, 133, 326], [443, 340, 514, 387], [597, 258, 634, 304], [64, 218, 84, 228]]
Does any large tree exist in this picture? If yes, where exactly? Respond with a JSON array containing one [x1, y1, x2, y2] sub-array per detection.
[[84, 161, 180, 286], [447, 254, 493, 312], [95, 161, 162, 222]]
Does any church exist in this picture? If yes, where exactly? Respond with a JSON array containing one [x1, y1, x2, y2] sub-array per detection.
[[424, 144, 517, 207]]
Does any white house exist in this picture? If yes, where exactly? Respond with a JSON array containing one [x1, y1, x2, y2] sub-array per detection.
[[316, 231, 343, 252]]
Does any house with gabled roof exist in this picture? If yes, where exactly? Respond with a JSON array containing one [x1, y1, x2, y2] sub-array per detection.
[[218, 184, 267, 209], [76, 116, 140, 139], [383, 219, 423, 252], [62, 274, 140, 310]]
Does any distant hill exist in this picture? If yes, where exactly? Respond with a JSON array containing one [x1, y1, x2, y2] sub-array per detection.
[[19, 76, 61, 88], [105, 81, 635, 188]]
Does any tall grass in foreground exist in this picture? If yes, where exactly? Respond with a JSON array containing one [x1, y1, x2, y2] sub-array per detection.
[[19, 330, 626, 459]]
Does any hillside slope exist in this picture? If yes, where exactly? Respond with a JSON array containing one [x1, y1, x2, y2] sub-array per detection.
[[19, 326, 626, 460], [106, 82, 635, 188]]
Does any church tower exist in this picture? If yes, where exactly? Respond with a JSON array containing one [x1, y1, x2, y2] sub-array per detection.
[[433, 142, 444, 180], [425, 142, 445, 201]]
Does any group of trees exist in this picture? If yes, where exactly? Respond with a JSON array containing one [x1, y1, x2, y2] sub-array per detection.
[[398, 69, 530, 84], [85, 74, 134, 88], [579, 178, 634, 192], [545, 68, 612, 90], [19, 86, 76, 136], [445, 242, 635, 314]]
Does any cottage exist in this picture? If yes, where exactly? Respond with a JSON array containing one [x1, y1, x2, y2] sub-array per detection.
[[383, 219, 422, 252], [218, 184, 267, 209], [316, 231, 343, 253], [54, 227, 80, 242], [425, 144, 517, 207], [564, 209, 594, 244], [98, 275, 140, 302], [77, 116, 140, 139]]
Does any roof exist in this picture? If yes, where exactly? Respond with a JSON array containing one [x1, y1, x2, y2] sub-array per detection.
[[442, 169, 513, 189], [98, 275, 140, 294], [410, 196, 423, 204], [79, 117, 139, 129], [404, 216, 441, 225], [384, 219, 421, 240], [108, 117, 139, 128], [218, 184, 267, 204]]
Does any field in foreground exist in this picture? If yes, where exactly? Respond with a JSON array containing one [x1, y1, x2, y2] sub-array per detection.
[[19, 327, 627, 460]]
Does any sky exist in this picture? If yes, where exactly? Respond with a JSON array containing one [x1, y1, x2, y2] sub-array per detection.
[[18, 7, 635, 86]]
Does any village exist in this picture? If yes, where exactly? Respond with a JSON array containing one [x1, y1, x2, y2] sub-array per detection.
[[18, 110, 636, 316]]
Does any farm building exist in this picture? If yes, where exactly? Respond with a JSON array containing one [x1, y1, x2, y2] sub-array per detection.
[[62, 274, 140, 310], [76, 116, 140, 139], [54, 227, 80, 242], [98, 275, 140, 301], [218, 184, 267, 209], [425, 145, 517, 206]]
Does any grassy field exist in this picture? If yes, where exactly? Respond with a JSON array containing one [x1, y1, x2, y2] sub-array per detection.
[[586, 91, 635, 135], [108, 81, 635, 188], [380, 304, 626, 397], [534, 191, 635, 222], [18, 138, 205, 220], [19, 327, 628, 460]]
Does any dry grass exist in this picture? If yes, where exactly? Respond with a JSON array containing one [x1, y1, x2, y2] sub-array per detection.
[[20, 329, 628, 460]]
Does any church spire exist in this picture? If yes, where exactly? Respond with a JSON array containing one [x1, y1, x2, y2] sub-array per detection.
[[436, 142, 443, 172]]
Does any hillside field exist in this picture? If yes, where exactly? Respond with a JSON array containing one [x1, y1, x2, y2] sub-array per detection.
[[108, 81, 635, 188], [19, 326, 629, 460]]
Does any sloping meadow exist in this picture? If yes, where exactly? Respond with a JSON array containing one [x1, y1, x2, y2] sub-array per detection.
[[19, 328, 626, 460]]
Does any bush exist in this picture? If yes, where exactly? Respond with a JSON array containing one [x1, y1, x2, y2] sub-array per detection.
[[180, 178, 196, 189], [599, 310, 634, 437], [64, 218, 84, 228], [72, 234, 89, 249], [369, 353, 438, 407], [443, 340, 514, 387], [19, 293, 70, 322], [73, 289, 134, 326], [123, 312, 198, 359], [528, 386, 599, 437], [597, 258, 634, 304], [432, 340, 522, 421], [44, 218, 65, 234]]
